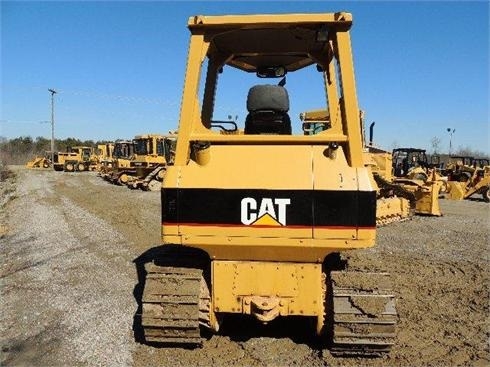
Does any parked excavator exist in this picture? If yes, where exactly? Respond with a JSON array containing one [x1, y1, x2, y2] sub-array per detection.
[[140, 12, 397, 356]]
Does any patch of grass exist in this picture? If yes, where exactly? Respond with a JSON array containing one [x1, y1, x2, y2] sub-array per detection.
[[0, 164, 16, 182]]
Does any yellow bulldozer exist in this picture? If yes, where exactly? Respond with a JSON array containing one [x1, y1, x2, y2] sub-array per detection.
[[300, 112, 441, 222], [359, 121, 442, 218], [140, 12, 397, 356], [100, 140, 134, 179], [388, 147, 443, 216], [109, 134, 176, 191], [445, 156, 490, 202], [96, 143, 115, 173]]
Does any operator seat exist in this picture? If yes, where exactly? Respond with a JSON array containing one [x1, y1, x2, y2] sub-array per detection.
[[244, 85, 292, 134]]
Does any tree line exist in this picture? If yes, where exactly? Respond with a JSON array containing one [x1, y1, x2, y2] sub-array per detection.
[[0, 135, 487, 166], [0, 136, 111, 165]]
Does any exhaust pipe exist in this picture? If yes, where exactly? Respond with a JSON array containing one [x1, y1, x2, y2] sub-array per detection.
[[369, 121, 375, 146]]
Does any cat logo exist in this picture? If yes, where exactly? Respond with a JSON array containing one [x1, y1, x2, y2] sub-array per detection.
[[240, 197, 291, 226]]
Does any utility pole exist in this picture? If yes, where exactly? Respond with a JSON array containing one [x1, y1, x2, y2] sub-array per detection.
[[447, 128, 455, 156], [48, 89, 57, 165]]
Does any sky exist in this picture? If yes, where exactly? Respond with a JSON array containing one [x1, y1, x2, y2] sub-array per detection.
[[1, 1, 489, 154]]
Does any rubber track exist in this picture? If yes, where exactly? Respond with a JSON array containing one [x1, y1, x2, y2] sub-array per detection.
[[142, 264, 206, 344], [329, 270, 397, 356]]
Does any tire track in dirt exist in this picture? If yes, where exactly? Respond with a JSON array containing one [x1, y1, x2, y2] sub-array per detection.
[[1, 168, 137, 366]]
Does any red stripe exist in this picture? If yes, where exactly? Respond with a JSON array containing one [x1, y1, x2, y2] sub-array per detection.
[[162, 222, 375, 230]]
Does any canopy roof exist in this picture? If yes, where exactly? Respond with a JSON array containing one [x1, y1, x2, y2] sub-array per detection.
[[188, 12, 352, 72]]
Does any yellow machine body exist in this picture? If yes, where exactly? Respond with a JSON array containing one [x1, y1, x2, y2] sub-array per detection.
[[447, 165, 490, 202], [164, 145, 376, 263], [142, 12, 397, 355], [100, 140, 134, 177], [162, 12, 375, 318], [212, 261, 322, 324], [25, 151, 51, 169], [53, 146, 99, 172], [108, 134, 175, 190]]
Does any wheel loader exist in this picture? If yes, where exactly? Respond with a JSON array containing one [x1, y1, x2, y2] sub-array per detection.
[[141, 12, 397, 356]]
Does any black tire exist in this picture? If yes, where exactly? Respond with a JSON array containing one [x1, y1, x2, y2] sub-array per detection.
[[77, 163, 86, 172], [459, 172, 472, 182], [483, 186, 490, 203], [65, 163, 75, 172]]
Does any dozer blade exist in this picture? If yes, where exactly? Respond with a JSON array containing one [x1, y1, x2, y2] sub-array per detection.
[[413, 180, 442, 216]]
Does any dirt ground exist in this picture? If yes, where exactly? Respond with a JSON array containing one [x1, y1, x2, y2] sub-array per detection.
[[1, 166, 489, 366]]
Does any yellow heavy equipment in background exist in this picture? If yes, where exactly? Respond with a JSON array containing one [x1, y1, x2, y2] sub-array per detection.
[[360, 123, 442, 217], [392, 147, 448, 192], [444, 155, 477, 182], [300, 111, 415, 224], [446, 156, 490, 202], [362, 147, 412, 224], [101, 140, 134, 179], [109, 134, 176, 191], [25, 151, 52, 169], [96, 143, 114, 172], [141, 12, 397, 356], [52, 146, 98, 172], [52, 151, 78, 171], [389, 147, 443, 216]]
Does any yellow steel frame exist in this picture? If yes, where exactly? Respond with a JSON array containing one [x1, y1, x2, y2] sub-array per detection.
[[212, 261, 323, 319], [173, 12, 364, 168]]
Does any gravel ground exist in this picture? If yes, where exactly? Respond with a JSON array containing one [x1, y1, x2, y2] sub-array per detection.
[[1, 166, 489, 366]]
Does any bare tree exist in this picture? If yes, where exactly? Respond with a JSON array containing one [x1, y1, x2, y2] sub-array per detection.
[[454, 146, 489, 159], [430, 136, 441, 154]]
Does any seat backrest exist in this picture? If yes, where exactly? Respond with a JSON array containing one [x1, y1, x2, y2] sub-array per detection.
[[244, 85, 292, 134]]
